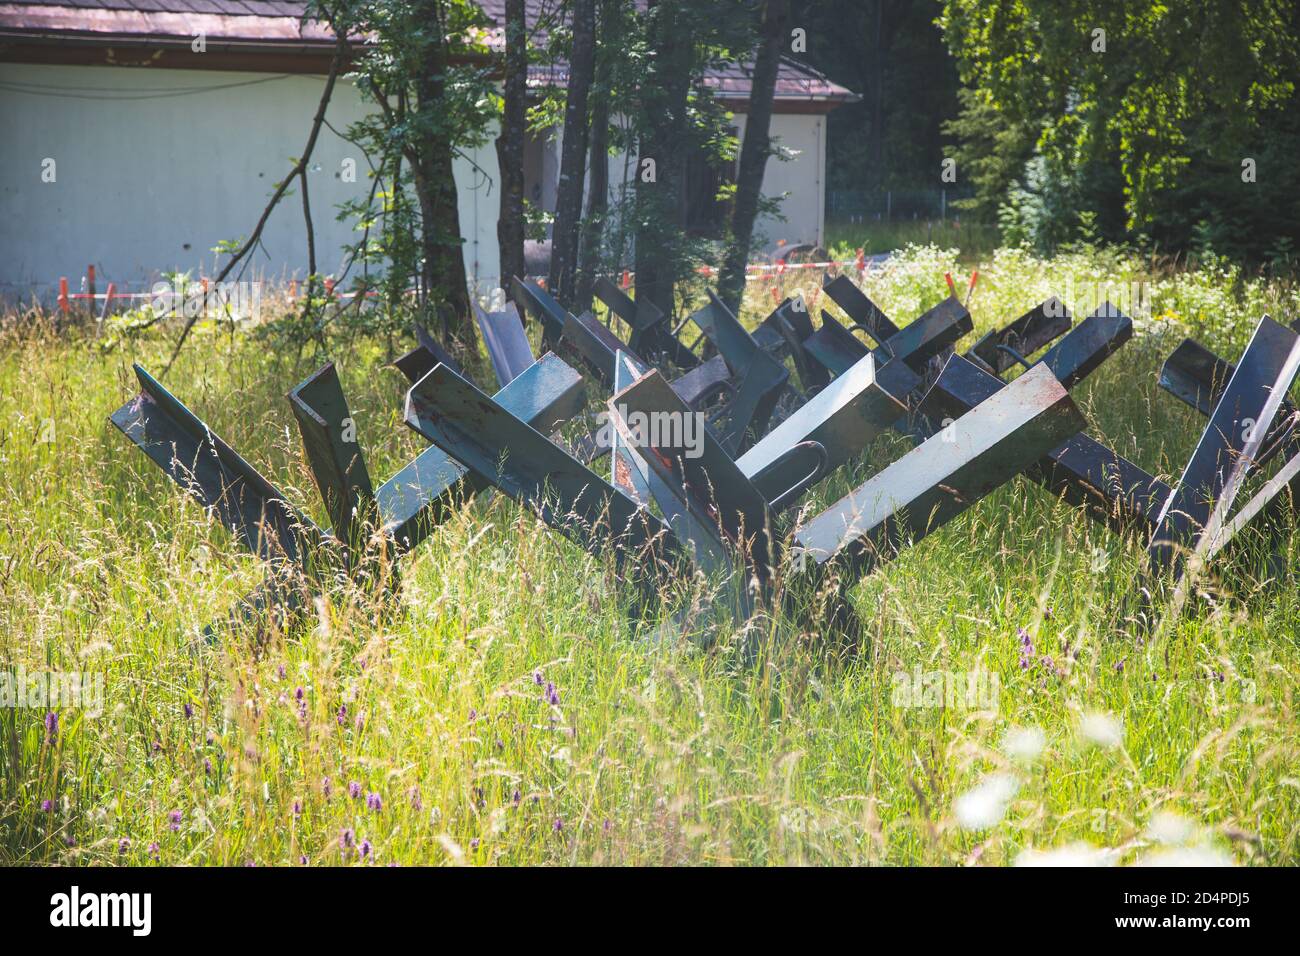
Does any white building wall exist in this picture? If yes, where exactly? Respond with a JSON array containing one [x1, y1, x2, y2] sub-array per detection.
[[0, 63, 501, 301], [0, 62, 829, 302], [743, 112, 826, 253]]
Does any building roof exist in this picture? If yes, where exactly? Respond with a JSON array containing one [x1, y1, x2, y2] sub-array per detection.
[[0, 0, 857, 111]]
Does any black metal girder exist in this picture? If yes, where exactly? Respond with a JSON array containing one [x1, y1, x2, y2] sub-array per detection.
[[794, 364, 1087, 579], [965, 297, 1071, 375], [110, 364, 320, 569], [404, 361, 679, 573], [821, 274, 901, 346], [1150, 316, 1300, 569], [915, 307, 1164, 534]]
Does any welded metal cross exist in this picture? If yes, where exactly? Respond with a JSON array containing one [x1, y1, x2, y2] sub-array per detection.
[[403, 361, 683, 590], [1149, 316, 1300, 572], [913, 305, 1166, 535], [683, 290, 791, 454], [792, 363, 1087, 580], [110, 351, 586, 631], [594, 275, 701, 369]]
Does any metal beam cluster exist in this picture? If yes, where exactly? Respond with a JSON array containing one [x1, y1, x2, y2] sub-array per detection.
[[109, 271, 1300, 642]]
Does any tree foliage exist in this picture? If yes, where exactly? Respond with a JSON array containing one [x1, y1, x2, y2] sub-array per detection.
[[940, 0, 1300, 259]]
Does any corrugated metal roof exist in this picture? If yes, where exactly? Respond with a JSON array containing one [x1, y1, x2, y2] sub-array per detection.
[[0, 0, 857, 103]]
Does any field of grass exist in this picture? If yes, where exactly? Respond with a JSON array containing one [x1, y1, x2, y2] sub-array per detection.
[[825, 218, 1002, 262], [2, 244, 1299, 866]]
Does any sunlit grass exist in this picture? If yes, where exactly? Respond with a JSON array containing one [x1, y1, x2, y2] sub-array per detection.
[[1, 246, 1298, 866]]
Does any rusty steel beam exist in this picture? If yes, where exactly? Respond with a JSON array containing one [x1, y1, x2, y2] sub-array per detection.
[[608, 352, 731, 575], [793, 364, 1087, 579], [609, 367, 776, 581]]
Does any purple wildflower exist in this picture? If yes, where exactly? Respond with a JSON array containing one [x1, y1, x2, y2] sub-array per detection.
[[337, 704, 347, 726], [118, 838, 130, 855], [533, 669, 543, 685], [545, 682, 560, 706], [277, 664, 286, 680], [40, 799, 53, 813], [366, 792, 383, 812], [359, 839, 372, 859], [339, 828, 354, 849], [553, 817, 563, 832], [168, 809, 182, 831], [44, 711, 58, 741], [470, 838, 480, 850], [204, 757, 213, 775], [322, 777, 332, 799], [408, 786, 422, 811], [183, 702, 194, 719], [299, 854, 308, 865], [295, 687, 304, 701], [292, 800, 302, 818], [512, 789, 521, 806], [348, 780, 361, 799], [468, 707, 477, 721]]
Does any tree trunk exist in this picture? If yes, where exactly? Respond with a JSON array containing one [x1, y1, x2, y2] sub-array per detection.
[[575, 0, 614, 313], [634, 0, 695, 317], [548, 0, 597, 311], [412, 0, 473, 347], [495, 0, 528, 292], [717, 0, 790, 317]]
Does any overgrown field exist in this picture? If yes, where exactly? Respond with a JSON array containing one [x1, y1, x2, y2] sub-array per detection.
[[2, 246, 1299, 866]]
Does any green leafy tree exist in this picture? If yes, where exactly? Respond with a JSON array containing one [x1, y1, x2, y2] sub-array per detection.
[[940, 0, 1300, 258]]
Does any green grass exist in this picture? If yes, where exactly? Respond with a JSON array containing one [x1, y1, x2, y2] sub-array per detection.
[[2, 245, 1299, 866], [825, 218, 1002, 262]]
